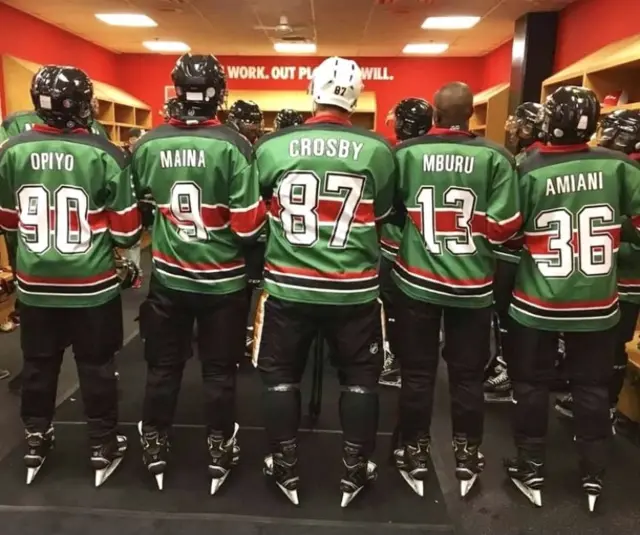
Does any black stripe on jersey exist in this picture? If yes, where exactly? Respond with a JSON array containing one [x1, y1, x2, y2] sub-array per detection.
[[511, 294, 619, 319], [153, 257, 245, 281], [380, 241, 398, 256], [264, 270, 378, 292], [393, 263, 492, 297], [618, 283, 640, 295], [17, 275, 119, 295]]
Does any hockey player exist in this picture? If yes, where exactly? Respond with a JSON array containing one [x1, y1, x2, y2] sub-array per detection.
[[0, 110, 43, 141], [379, 97, 433, 389], [252, 56, 394, 507], [0, 65, 141, 486], [88, 97, 111, 140], [131, 53, 266, 493], [504, 87, 640, 512], [485, 102, 546, 403], [392, 82, 521, 498], [555, 109, 640, 426], [227, 99, 264, 144], [274, 109, 304, 130]]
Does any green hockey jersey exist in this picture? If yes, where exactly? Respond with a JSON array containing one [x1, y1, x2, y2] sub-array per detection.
[[0, 125, 141, 307], [380, 223, 402, 261], [254, 114, 395, 306], [89, 119, 111, 140], [392, 128, 521, 308], [131, 119, 266, 295], [509, 145, 640, 332], [0, 111, 43, 141]]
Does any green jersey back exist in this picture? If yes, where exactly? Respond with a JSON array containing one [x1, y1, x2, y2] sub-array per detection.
[[0, 128, 141, 307], [89, 119, 111, 140], [392, 131, 521, 308], [254, 120, 395, 305], [131, 122, 266, 295], [509, 146, 640, 331], [380, 223, 402, 261], [0, 111, 43, 141]]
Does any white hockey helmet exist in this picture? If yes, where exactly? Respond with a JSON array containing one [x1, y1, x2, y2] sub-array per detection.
[[309, 57, 364, 113]]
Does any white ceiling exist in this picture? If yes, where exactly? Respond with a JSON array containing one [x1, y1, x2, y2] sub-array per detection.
[[2, 0, 577, 56]]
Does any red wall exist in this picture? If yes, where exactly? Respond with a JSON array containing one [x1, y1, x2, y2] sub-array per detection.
[[482, 40, 512, 89], [118, 54, 483, 134], [0, 3, 119, 114], [555, 0, 640, 71]]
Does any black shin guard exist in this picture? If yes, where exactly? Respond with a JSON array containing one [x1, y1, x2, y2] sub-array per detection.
[[339, 386, 379, 457], [263, 384, 301, 447]]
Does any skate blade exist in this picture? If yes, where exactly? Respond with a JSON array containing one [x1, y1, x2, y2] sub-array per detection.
[[510, 478, 542, 507], [378, 380, 401, 389], [554, 405, 574, 419], [210, 471, 230, 495], [341, 486, 364, 508], [398, 470, 424, 497], [94, 456, 123, 488], [276, 482, 299, 505], [155, 473, 164, 491], [588, 494, 598, 512], [26, 464, 43, 485], [460, 475, 478, 497]]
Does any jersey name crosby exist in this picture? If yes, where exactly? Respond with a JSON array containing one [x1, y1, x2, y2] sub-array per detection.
[[289, 137, 364, 160], [160, 149, 206, 168]]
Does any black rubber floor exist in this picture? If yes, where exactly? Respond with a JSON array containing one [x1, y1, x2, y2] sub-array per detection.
[[0, 336, 454, 535]]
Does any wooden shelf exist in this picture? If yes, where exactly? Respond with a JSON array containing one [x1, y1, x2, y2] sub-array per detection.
[[541, 33, 640, 118], [471, 83, 509, 144], [1, 54, 152, 145]]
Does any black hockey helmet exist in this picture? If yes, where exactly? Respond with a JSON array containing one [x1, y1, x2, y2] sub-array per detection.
[[227, 100, 264, 142], [30, 65, 93, 130], [163, 97, 182, 121], [541, 86, 600, 145], [394, 98, 433, 141], [274, 108, 304, 130], [505, 102, 545, 146], [597, 109, 640, 154], [171, 54, 226, 119]]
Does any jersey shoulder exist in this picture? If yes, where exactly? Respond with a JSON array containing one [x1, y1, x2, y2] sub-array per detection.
[[1, 110, 40, 130], [519, 146, 635, 176]]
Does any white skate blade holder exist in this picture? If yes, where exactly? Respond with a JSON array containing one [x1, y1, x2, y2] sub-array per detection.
[[26, 465, 43, 485], [95, 456, 123, 488], [588, 494, 598, 513], [460, 475, 478, 498], [264, 455, 300, 506], [511, 477, 542, 507], [341, 461, 377, 508], [209, 422, 240, 496], [155, 473, 164, 491], [398, 469, 424, 497]]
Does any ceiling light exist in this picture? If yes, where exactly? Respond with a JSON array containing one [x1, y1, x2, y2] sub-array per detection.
[[143, 41, 191, 53], [95, 13, 157, 27], [422, 16, 480, 30], [274, 42, 316, 54], [403, 43, 449, 54]]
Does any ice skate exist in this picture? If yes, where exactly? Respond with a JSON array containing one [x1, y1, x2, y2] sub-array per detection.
[[379, 346, 400, 388], [582, 473, 602, 513], [483, 357, 512, 403], [24, 426, 55, 485], [138, 421, 170, 490], [340, 441, 377, 508], [453, 436, 485, 497], [91, 434, 127, 487], [554, 393, 574, 419], [263, 438, 299, 505], [394, 435, 430, 497], [504, 456, 543, 507], [208, 422, 240, 495]]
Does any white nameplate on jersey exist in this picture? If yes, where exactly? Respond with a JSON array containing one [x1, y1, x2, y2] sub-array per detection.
[[186, 92, 204, 102], [39, 95, 53, 110]]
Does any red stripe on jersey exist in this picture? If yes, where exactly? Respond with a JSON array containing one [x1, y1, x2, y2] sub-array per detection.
[[526, 228, 620, 256], [159, 205, 230, 229], [380, 237, 399, 249], [88, 211, 108, 231], [619, 278, 640, 285], [265, 262, 377, 280], [17, 269, 116, 285], [630, 215, 640, 230], [408, 209, 488, 235], [0, 209, 18, 231], [396, 258, 492, 286], [108, 205, 141, 234], [270, 197, 374, 224], [153, 250, 244, 272], [230, 200, 267, 235], [487, 214, 522, 243], [514, 289, 617, 310]]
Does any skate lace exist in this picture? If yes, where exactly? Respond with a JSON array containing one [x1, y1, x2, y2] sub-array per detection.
[[487, 369, 507, 386]]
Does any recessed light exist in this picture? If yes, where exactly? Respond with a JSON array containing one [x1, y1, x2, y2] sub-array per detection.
[[274, 42, 316, 54], [143, 41, 191, 53], [95, 14, 157, 27], [403, 43, 449, 54], [422, 16, 480, 30]]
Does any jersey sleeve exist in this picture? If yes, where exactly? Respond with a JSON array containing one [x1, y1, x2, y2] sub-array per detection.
[[374, 145, 396, 221], [0, 143, 18, 232], [620, 159, 640, 229], [229, 147, 267, 240], [485, 152, 522, 244], [0, 127, 8, 143], [104, 155, 142, 248]]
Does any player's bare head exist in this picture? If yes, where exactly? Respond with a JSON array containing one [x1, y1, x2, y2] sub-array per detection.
[[434, 82, 473, 129]]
